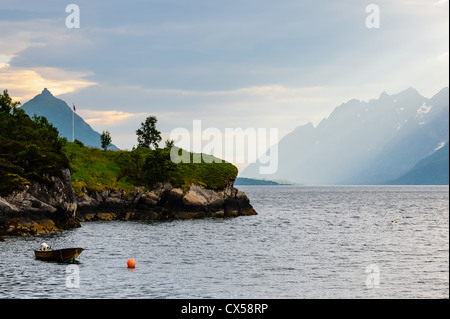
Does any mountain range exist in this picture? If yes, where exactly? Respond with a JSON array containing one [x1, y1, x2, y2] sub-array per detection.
[[20, 89, 119, 150], [242, 87, 449, 185], [389, 142, 448, 185], [18, 87, 449, 185]]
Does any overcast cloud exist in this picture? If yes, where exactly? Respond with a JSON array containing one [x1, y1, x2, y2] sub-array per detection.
[[0, 0, 448, 152]]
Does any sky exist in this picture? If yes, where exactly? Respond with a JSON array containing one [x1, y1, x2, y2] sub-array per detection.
[[0, 0, 448, 164]]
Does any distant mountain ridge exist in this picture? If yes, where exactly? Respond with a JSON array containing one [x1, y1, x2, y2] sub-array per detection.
[[242, 87, 449, 185], [20, 89, 119, 150], [389, 143, 449, 185], [235, 177, 289, 186]]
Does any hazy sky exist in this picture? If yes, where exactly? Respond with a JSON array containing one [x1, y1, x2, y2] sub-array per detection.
[[0, 0, 448, 152]]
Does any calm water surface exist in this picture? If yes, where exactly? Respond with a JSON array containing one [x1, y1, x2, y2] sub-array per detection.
[[0, 186, 448, 298]]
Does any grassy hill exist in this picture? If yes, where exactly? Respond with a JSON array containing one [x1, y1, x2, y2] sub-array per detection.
[[64, 142, 238, 197], [1, 90, 238, 198]]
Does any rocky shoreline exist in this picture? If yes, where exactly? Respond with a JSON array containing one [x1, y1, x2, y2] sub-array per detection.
[[77, 181, 256, 221], [0, 169, 257, 239]]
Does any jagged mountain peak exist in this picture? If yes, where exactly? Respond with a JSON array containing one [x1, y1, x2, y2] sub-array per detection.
[[241, 87, 449, 185], [379, 91, 390, 99], [396, 87, 420, 96]]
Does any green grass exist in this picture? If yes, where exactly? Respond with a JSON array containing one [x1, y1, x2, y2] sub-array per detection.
[[170, 156, 238, 192], [63, 143, 142, 196], [62, 143, 238, 196], [2, 91, 235, 198]]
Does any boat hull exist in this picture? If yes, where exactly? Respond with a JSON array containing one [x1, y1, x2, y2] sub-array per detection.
[[34, 248, 84, 262]]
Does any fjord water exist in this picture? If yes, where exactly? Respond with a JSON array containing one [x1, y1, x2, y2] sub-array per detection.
[[0, 186, 448, 299]]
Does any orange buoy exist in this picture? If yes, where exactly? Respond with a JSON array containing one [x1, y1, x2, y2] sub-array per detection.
[[127, 259, 136, 268]]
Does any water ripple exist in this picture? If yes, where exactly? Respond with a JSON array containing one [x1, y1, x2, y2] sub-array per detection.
[[0, 185, 448, 298]]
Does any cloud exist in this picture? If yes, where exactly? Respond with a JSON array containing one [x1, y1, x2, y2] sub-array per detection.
[[1, 0, 448, 152], [0, 62, 96, 102], [0, 16, 97, 101], [79, 109, 146, 126], [60, 83, 340, 126]]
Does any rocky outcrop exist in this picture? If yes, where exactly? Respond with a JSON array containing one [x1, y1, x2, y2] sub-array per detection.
[[1, 170, 257, 239], [0, 168, 80, 237], [76, 181, 257, 221]]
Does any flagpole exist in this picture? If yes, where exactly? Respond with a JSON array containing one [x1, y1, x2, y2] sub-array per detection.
[[72, 103, 75, 142]]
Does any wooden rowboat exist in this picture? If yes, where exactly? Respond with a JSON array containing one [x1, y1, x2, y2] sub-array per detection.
[[34, 248, 84, 263]]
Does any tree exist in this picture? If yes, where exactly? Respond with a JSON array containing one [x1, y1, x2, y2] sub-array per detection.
[[100, 130, 112, 151], [144, 148, 176, 186], [136, 116, 161, 149], [164, 139, 175, 149], [117, 149, 147, 180], [1, 89, 69, 195], [0, 90, 21, 114]]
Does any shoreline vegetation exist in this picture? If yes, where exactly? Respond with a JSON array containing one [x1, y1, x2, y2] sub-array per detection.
[[65, 141, 239, 197], [0, 90, 256, 240]]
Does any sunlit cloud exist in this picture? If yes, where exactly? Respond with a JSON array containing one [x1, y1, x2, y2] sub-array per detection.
[[1, 0, 448, 152], [0, 62, 96, 102], [79, 110, 147, 127]]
